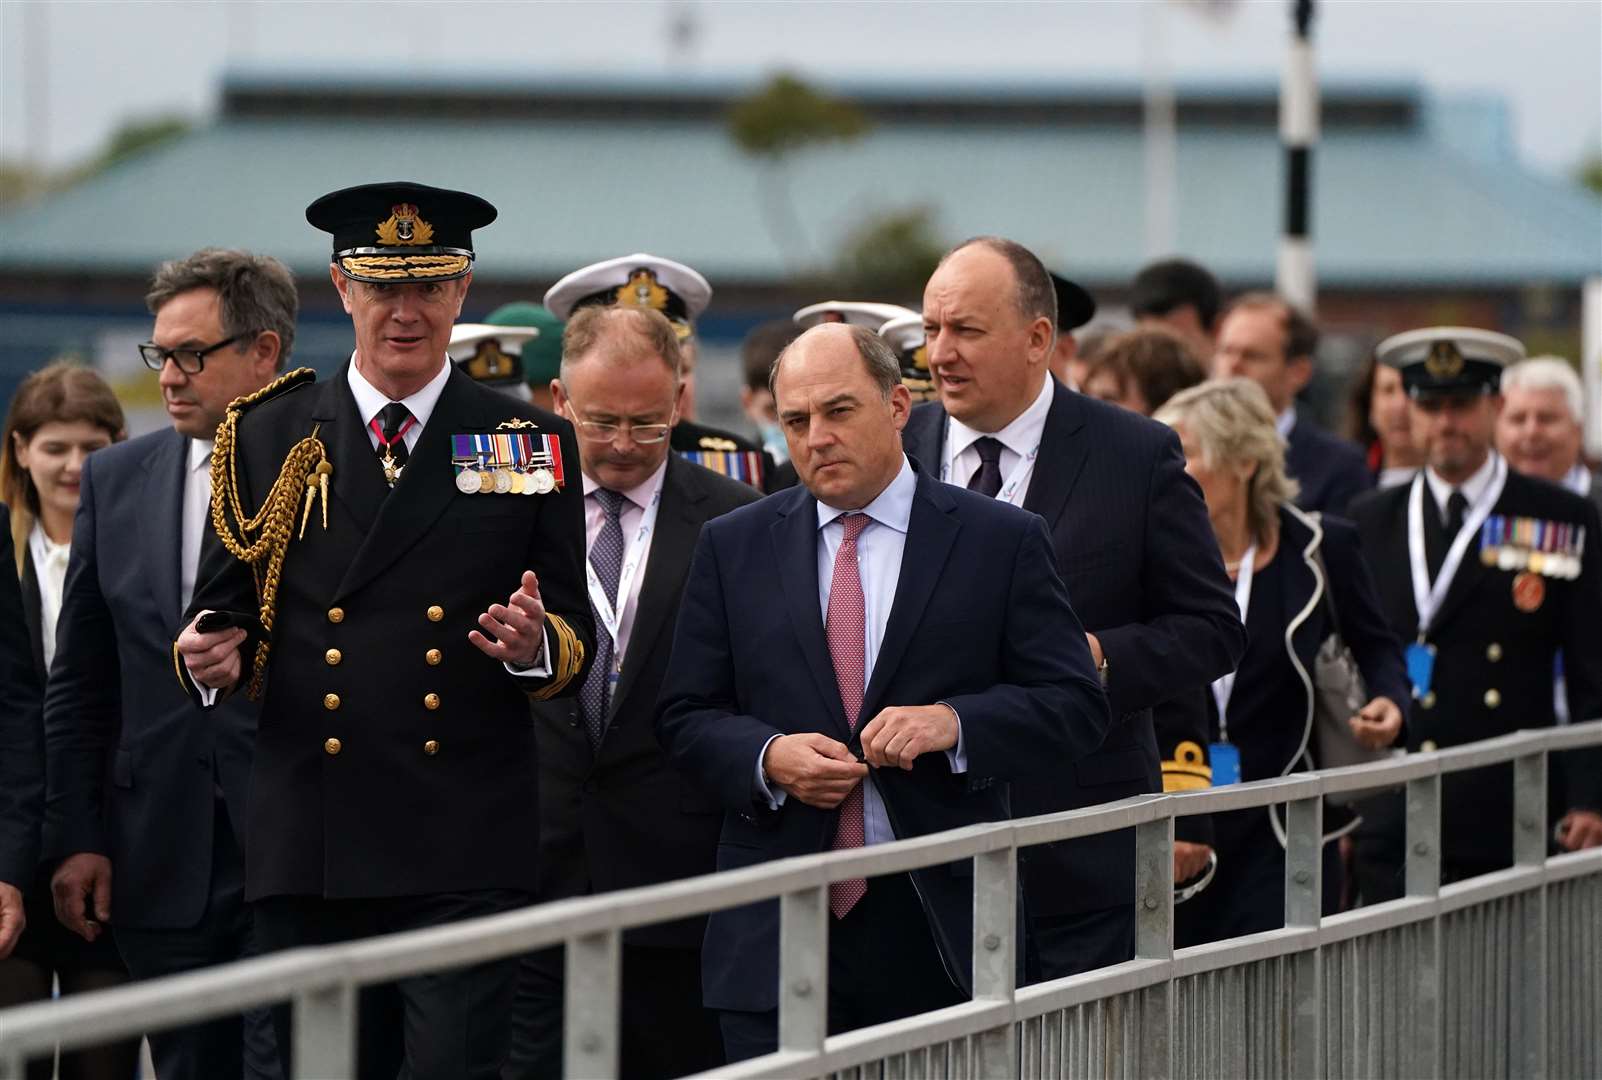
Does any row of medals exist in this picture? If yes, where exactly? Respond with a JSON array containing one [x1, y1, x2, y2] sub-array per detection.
[[1480, 543, 1581, 580], [455, 464, 557, 496]]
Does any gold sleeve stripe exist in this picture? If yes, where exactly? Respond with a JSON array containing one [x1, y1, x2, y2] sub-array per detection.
[[531, 613, 586, 700], [1161, 740, 1212, 792], [172, 640, 190, 692]]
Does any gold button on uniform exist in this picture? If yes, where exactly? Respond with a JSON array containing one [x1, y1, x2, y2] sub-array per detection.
[[327, 607, 345, 624], [424, 693, 440, 711], [423, 740, 440, 756], [426, 649, 442, 666], [427, 605, 444, 623], [324, 693, 341, 710], [1484, 688, 1501, 709], [1486, 643, 1503, 662], [325, 649, 342, 666], [324, 737, 342, 755], [1420, 691, 1436, 710]]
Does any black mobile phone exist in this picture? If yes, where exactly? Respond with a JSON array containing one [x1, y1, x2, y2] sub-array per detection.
[[196, 610, 256, 635]]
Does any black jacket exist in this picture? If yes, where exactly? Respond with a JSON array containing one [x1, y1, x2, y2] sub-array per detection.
[[532, 455, 757, 949], [0, 505, 44, 890], [183, 365, 594, 901], [1285, 410, 1373, 517]]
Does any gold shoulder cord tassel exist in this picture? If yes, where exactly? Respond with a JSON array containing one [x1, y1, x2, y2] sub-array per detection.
[[208, 367, 330, 699]]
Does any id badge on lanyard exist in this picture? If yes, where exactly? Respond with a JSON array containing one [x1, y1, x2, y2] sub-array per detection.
[[1207, 541, 1256, 786]]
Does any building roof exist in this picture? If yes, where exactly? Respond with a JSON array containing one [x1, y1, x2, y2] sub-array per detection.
[[2, 72, 1597, 287]]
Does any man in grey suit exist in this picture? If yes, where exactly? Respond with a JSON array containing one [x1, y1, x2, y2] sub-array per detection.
[[44, 249, 293, 1079]]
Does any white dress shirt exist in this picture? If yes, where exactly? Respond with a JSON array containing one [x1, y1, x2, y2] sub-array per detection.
[[345, 353, 450, 456], [1377, 465, 1417, 490], [755, 456, 965, 844], [1276, 406, 1297, 441], [1561, 463, 1592, 497], [1423, 451, 1498, 521], [180, 438, 214, 612], [582, 458, 667, 665], [944, 375, 1053, 505], [28, 521, 71, 671]]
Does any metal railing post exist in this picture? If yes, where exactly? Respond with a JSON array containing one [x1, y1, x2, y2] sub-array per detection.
[[778, 885, 829, 1055], [562, 930, 621, 1080], [1285, 796, 1324, 1079], [973, 846, 1019, 1078], [1405, 771, 1443, 1079], [1512, 751, 1549, 1079], [293, 980, 357, 1079], [1134, 814, 1174, 1080]]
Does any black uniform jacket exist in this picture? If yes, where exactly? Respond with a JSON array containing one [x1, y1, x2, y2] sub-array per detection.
[[532, 455, 757, 949], [1285, 409, 1373, 517], [1, 505, 44, 891], [184, 364, 594, 902], [903, 381, 1246, 916], [1350, 467, 1602, 866]]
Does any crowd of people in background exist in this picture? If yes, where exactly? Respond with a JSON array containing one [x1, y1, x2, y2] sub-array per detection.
[[1, 183, 1599, 1079]]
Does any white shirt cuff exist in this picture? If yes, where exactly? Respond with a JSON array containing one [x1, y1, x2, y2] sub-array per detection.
[[200, 686, 219, 708], [504, 627, 553, 678], [754, 733, 787, 810], [940, 701, 967, 773]]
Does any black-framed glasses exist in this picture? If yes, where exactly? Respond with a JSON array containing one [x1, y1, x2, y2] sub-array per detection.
[[138, 333, 253, 375]]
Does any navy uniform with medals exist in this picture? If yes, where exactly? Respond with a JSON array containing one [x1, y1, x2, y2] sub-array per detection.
[[545, 253, 790, 492], [1349, 328, 1602, 896], [179, 183, 592, 1079]]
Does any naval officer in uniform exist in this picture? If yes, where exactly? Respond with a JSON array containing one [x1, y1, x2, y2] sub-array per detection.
[[1349, 327, 1602, 898], [175, 181, 593, 1079]]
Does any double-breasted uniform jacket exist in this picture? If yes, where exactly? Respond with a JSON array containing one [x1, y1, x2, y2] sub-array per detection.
[[1350, 466, 1602, 868], [182, 364, 593, 902], [531, 454, 757, 949]]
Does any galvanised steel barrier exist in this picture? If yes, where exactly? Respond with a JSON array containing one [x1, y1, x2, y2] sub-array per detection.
[[2, 720, 1599, 1079]]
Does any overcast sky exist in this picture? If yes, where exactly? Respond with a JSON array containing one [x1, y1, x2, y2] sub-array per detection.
[[2, 0, 1599, 179]]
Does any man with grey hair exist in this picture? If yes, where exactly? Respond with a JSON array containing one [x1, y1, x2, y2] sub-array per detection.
[[903, 237, 1245, 981], [44, 248, 292, 1078], [659, 321, 1109, 1060], [506, 306, 757, 1080], [1496, 356, 1601, 514]]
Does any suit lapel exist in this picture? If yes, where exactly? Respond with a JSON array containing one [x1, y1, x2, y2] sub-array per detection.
[[335, 368, 487, 601], [20, 544, 44, 679], [608, 458, 701, 721], [312, 371, 388, 536], [140, 429, 186, 630], [771, 487, 851, 739], [901, 402, 948, 478], [1019, 380, 1089, 531], [862, 474, 959, 718]]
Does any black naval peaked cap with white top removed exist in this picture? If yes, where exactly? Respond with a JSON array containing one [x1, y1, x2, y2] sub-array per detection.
[[307, 182, 497, 284]]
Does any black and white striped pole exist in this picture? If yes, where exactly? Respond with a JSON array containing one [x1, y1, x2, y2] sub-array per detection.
[[1277, 0, 1317, 313]]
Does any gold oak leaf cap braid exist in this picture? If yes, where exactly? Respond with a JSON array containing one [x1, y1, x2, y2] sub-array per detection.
[[208, 367, 331, 699]]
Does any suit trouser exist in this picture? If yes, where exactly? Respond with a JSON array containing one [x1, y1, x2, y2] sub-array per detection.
[[1029, 903, 1136, 982], [718, 872, 965, 1064], [254, 888, 529, 1080], [1174, 810, 1343, 948], [112, 797, 281, 1080], [504, 941, 723, 1080]]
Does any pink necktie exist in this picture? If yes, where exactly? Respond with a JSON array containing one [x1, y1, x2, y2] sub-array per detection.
[[827, 513, 871, 918]]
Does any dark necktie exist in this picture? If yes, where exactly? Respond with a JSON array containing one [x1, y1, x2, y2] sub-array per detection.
[[579, 488, 626, 749], [372, 402, 413, 486], [1444, 490, 1468, 541], [1426, 489, 1470, 579], [967, 436, 1005, 498], [826, 512, 871, 918]]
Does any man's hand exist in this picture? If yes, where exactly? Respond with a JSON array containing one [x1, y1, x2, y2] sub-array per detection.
[[1174, 841, 1213, 885], [1348, 696, 1403, 750], [470, 570, 546, 667], [51, 853, 112, 943], [859, 704, 959, 771], [0, 882, 25, 959], [1085, 633, 1104, 669], [176, 612, 245, 690], [1557, 810, 1602, 851], [763, 733, 868, 809]]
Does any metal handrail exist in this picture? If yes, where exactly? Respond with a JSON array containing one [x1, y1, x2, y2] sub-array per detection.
[[2, 719, 1598, 1079]]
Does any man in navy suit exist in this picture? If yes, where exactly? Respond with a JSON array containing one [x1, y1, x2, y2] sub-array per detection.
[[904, 237, 1245, 980], [1213, 292, 1372, 516], [44, 249, 292, 1078], [1, 504, 44, 961], [657, 323, 1111, 1062]]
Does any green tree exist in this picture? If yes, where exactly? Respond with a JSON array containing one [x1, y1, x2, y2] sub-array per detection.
[[1578, 153, 1602, 198], [833, 207, 945, 299], [727, 73, 870, 270]]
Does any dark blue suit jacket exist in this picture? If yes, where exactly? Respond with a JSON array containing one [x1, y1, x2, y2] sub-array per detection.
[[1285, 409, 1373, 517], [1, 505, 44, 890], [43, 429, 260, 929], [903, 382, 1246, 915], [656, 464, 1110, 1011]]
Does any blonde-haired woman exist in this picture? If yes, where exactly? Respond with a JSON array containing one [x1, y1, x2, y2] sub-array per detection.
[[1154, 378, 1409, 944], [0, 362, 139, 1080]]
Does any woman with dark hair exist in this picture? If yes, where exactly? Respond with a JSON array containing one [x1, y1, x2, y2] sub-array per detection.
[[1155, 379, 1410, 945], [1079, 326, 1207, 417], [0, 362, 140, 1080], [1346, 352, 1424, 488]]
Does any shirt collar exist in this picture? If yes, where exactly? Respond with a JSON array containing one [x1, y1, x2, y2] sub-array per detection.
[[582, 456, 669, 512], [1276, 407, 1297, 439], [188, 437, 214, 474], [1562, 462, 1592, 497], [28, 519, 69, 563], [947, 374, 1054, 460], [1425, 450, 1498, 511], [816, 454, 915, 534], [346, 352, 451, 432]]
